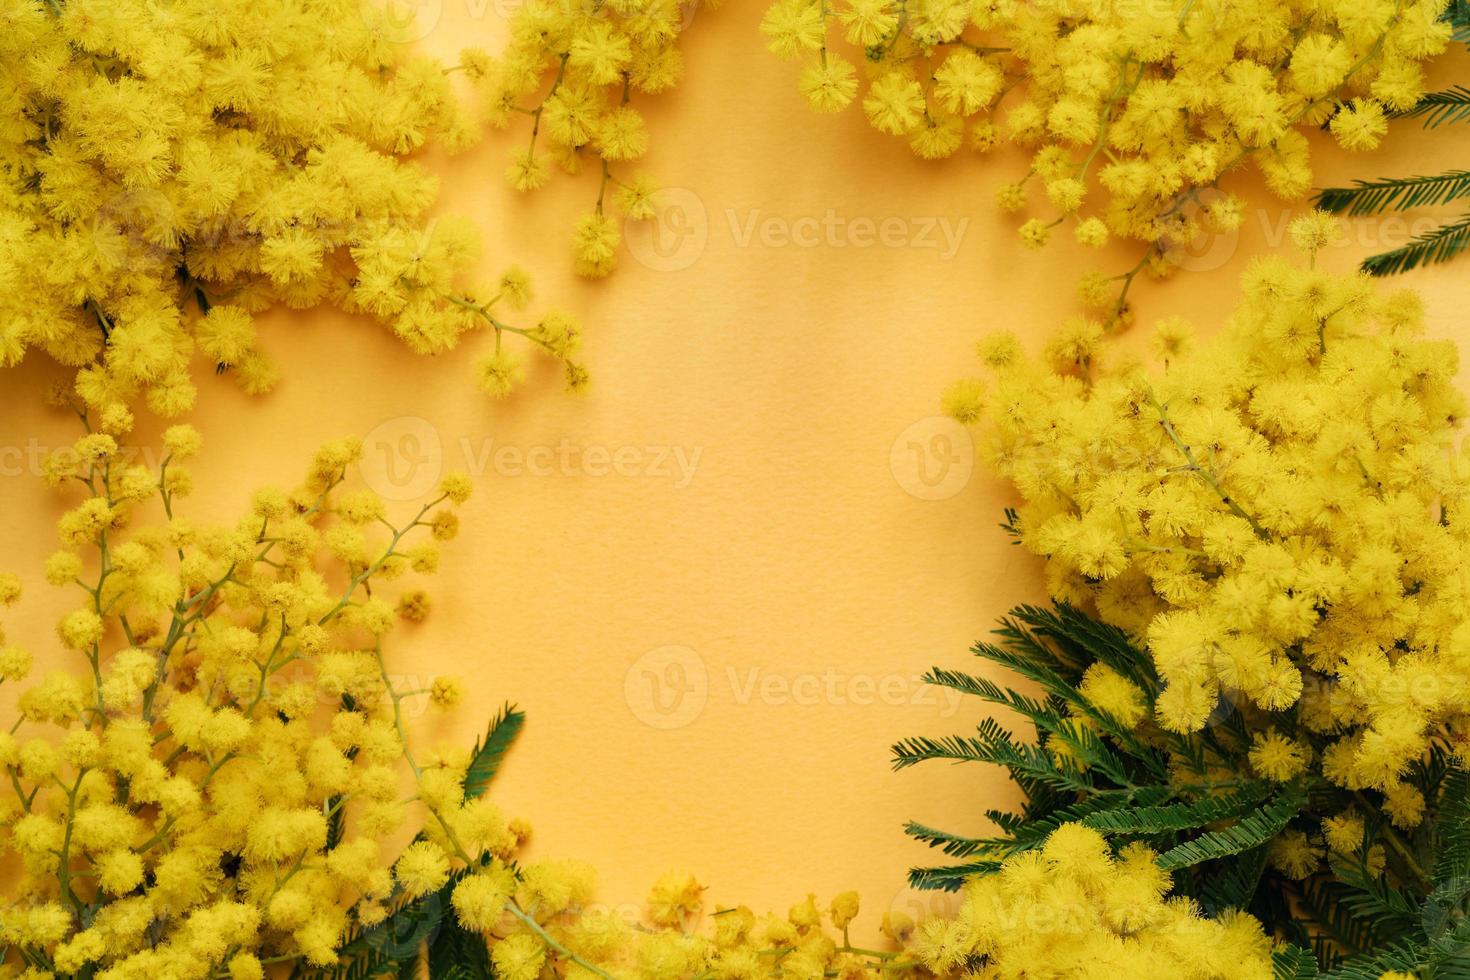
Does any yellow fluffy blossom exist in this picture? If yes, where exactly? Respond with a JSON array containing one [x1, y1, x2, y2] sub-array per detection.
[[766, 0, 1453, 321], [469, 0, 713, 276], [1078, 662, 1148, 729], [947, 229, 1470, 794], [1248, 732, 1310, 782], [1, 0, 586, 412], [0, 404, 511, 978], [490, 878, 915, 980], [931, 824, 1274, 977]]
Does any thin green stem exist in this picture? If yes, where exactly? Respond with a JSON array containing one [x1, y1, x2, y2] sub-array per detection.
[[507, 902, 618, 980], [1147, 390, 1269, 539]]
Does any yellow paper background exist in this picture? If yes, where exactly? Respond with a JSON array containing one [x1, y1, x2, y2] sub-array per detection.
[[3, 0, 1469, 937]]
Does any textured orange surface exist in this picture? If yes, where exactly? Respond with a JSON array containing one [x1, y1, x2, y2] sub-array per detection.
[[2, 0, 1468, 938]]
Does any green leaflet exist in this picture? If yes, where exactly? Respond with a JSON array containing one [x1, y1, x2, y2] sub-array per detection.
[[1155, 786, 1305, 871], [1359, 216, 1470, 276], [904, 785, 1178, 890], [1313, 170, 1470, 215], [462, 704, 527, 802], [1395, 86, 1470, 127], [906, 860, 1003, 891], [1328, 853, 1420, 934], [900, 595, 1470, 980], [1273, 945, 1320, 980], [1433, 770, 1470, 884], [1198, 844, 1270, 916], [1082, 784, 1272, 836]]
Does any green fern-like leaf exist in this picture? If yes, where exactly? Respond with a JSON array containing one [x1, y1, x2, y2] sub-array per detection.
[[999, 506, 1022, 542], [892, 724, 1097, 795], [907, 860, 1002, 891], [1393, 86, 1470, 127], [294, 892, 448, 980], [904, 821, 991, 858], [905, 787, 1173, 868], [966, 617, 1168, 777], [1156, 788, 1304, 871], [1017, 603, 1159, 693], [1316, 938, 1428, 980], [1082, 784, 1271, 836], [1040, 715, 1130, 777], [326, 795, 348, 852], [1000, 787, 1170, 847], [1273, 945, 1321, 980], [891, 730, 1000, 768], [462, 704, 525, 801], [1448, 0, 1470, 43], [920, 666, 1056, 732], [426, 919, 492, 980], [1291, 876, 1388, 960], [900, 601, 1243, 891], [1314, 171, 1470, 215], [1328, 854, 1420, 937], [1197, 843, 1269, 915], [1434, 769, 1470, 885], [1360, 214, 1470, 276]]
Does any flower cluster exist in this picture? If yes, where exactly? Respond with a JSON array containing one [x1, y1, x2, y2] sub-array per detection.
[[0, 399, 932, 980], [761, 0, 1454, 319], [944, 216, 1470, 807], [0, 399, 495, 978], [0, 0, 585, 413], [467, 0, 711, 279], [448, 874, 919, 980], [911, 824, 1274, 978]]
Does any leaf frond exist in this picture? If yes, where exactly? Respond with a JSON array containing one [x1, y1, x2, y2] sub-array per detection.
[[1314, 170, 1470, 215], [1156, 788, 1305, 871], [1083, 784, 1271, 836], [1393, 86, 1470, 127], [1361, 214, 1470, 276]]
